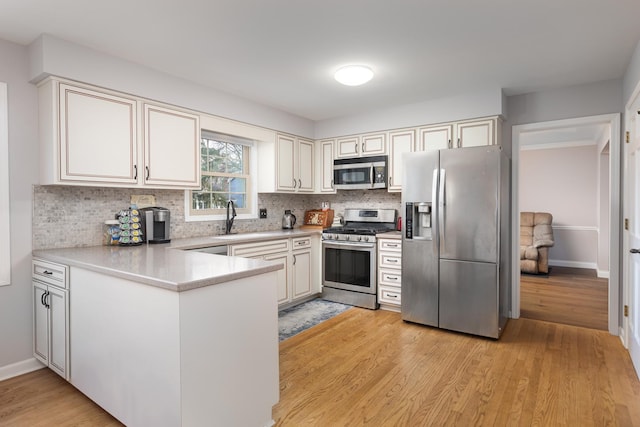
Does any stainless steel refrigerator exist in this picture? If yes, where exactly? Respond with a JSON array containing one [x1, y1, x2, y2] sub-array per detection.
[[401, 145, 510, 339]]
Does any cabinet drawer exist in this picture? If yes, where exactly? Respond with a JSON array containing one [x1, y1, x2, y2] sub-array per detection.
[[379, 285, 401, 306], [292, 237, 312, 250], [379, 253, 402, 269], [230, 239, 289, 257], [379, 239, 402, 252], [379, 269, 402, 287], [32, 259, 68, 289]]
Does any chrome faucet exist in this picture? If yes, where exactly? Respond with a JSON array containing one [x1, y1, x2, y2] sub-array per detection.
[[225, 200, 237, 234]]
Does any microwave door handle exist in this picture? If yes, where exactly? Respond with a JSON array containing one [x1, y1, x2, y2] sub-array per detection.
[[370, 164, 374, 188]]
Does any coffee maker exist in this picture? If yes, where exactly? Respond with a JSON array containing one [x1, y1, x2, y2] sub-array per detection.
[[140, 207, 171, 243]]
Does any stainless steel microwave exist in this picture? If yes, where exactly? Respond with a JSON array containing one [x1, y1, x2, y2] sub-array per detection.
[[333, 155, 387, 190]]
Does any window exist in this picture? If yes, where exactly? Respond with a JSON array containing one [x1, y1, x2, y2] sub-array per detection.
[[188, 130, 255, 220]]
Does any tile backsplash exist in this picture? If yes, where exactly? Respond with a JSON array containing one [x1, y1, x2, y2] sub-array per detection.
[[32, 185, 401, 249]]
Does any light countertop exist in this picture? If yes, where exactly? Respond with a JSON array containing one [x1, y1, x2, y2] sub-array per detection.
[[33, 228, 322, 292]]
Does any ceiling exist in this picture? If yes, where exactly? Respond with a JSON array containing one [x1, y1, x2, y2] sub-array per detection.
[[1, 1, 640, 121]]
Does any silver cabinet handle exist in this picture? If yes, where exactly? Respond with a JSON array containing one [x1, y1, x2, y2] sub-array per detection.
[[293, 179, 297, 188], [134, 165, 138, 180], [448, 139, 452, 149], [361, 142, 364, 152], [457, 138, 461, 148], [355, 142, 358, 154], [331, 179, 334, 189], [293, 255, 297, 265], [298, 179, 302, 188], [389, 176, 392, 187], [387, 275, 399, 281], [387, 258, 399, 263], [146, 166, 150, 180]]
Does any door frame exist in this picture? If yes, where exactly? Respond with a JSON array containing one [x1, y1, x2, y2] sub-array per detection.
[[511, 113, 621, 335]]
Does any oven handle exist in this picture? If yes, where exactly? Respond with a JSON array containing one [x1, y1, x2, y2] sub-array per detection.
[[322, 241, 376, 250]]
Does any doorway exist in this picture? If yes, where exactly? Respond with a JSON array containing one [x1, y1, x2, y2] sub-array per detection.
[[511, 114, 621, 335]]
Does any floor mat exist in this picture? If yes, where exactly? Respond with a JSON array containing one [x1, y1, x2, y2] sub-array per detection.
[[278, 298, 352, 341]]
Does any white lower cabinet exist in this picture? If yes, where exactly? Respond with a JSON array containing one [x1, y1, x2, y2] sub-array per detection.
[[32, 259, 69, 380], [377, 238, 402, 311], [230, 235, 320, 306]]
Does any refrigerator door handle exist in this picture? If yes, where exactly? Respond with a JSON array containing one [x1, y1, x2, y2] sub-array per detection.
[[438, 168, 446, 245], [432, 168, 439, 249]]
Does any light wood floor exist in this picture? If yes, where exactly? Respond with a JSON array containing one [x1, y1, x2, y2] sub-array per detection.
[[2, 309, 638, 426], [520, 267, 609, 330], [274, 309, 639, 426]]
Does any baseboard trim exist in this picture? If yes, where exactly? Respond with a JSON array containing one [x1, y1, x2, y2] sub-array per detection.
[[0, 357, 45, 382], [549, 260, 597, 270], [597, 269, 610, 279]]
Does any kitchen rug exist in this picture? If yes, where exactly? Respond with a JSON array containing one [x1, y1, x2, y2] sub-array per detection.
[[278, 298, 352, 341]]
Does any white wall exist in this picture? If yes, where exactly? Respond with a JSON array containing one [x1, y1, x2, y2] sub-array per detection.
[[623, 39, 640, 105], [520, 145, 599, 268], [29, 35, 315, 139], [314, 87, 503, 139], [0, 39, 40, 375]]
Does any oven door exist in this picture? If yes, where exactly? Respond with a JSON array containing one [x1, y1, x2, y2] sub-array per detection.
[[322, 240, 376, 294]]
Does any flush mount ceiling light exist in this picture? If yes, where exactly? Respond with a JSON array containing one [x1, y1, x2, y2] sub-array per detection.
[[334, 65, 374, 86]]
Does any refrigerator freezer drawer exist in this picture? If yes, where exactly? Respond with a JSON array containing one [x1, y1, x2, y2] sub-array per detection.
[[439, 259, 499, 338]]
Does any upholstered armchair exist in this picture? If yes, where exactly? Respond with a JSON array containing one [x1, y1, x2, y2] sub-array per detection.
[[520, 212, 555, 274]]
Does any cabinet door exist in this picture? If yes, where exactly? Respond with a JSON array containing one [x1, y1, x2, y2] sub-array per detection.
[[297, 138, 314, 192], [143, 104, 200, 188], [33, 281, 49, 365], [419, 124, 453, 151], [276, 134, 296, 191], [319, 140, 336, 193], [59, 83, 138, 184], [48, 286, 69, 379], [335, 136, 360, 158], [263, 253, 290, 304], [388, 130, 415, 192], [455, 119, 495, 148], [361, 133, 386, 156], [292, 250, 312, 299]]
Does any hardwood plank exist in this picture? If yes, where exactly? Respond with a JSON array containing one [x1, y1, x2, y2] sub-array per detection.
[[520, 267, 608, 330]]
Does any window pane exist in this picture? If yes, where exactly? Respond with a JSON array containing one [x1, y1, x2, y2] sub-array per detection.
[[193, 192, 210, 210], [227, 144, 244, 174], [229, 177, 246, 192], [211, 193, 229, 209], [201, 176, 212, 191], [229, 194, 246, 209], [211, 177, 229, 192]]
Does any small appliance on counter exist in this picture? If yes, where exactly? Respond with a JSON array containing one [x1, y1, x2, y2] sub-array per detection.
[[303, 209, 334, 228], [140, 207, 171, 243], [282, 210, 296, 229]]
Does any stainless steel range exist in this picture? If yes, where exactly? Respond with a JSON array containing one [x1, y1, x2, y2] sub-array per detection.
[[322, 208, 397, 309]]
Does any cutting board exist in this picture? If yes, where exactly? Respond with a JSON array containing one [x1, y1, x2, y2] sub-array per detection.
[[303, 209, 334, 228]]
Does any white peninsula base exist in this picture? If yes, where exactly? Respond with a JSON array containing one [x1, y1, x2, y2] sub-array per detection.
[[70, 267, 279, 427]]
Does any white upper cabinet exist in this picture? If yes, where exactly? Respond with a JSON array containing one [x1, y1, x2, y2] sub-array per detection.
[[418, 124, 453, 151], [275, 133, 314, 192], [336, 133, 386, 159], [316, 139, 336, 193], [455, 118, 496, 148], [297, 138, 314, 192], [361, 133, 386, 156], [52, 82, 138, 184], [335, 136, 360, 158], [143, 104, 200, 188], [387, 129, 415, 192], [38, 78, 201, 189]]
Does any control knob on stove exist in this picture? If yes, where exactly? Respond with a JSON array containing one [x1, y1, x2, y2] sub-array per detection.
[[363, 236, 369, 242], [345, 235, 350, 241], [356, 236, 362, 242]]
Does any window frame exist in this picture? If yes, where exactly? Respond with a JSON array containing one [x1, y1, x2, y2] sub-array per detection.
[[185, 130, 258, 222]]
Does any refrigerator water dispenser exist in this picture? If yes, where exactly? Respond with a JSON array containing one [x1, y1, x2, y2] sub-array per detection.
[[405, 202, 432, 240]]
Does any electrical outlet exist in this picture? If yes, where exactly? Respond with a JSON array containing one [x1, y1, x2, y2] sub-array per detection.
[[259, 208, 267, 219]]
